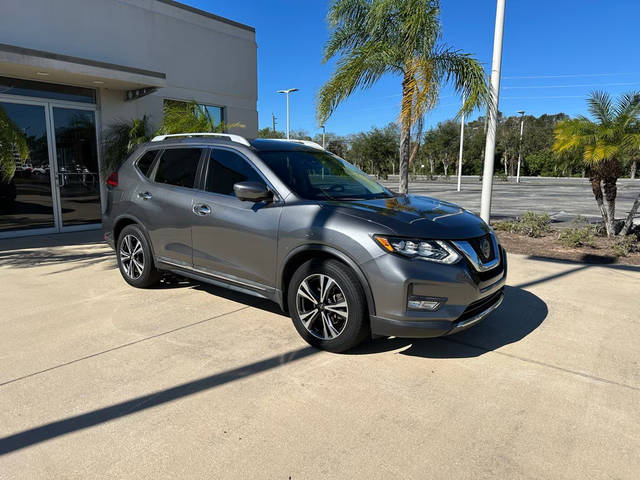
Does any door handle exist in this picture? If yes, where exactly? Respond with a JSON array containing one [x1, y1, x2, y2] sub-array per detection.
[[192, 204, 211, 216], [138, 191, 152, 200]]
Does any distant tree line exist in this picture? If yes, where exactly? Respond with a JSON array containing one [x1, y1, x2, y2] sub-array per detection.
[[258, 110, 638, 179]]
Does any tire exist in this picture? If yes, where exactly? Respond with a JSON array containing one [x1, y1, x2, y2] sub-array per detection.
[[116, 224, 160, 288], [288, 258, 369, 352]]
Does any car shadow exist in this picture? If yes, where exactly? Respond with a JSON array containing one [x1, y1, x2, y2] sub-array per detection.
[[350, 285, 547, 358]]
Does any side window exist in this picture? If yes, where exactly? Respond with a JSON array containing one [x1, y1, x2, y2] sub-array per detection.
[[205, 149, 265, 196], [136, 150, 157, 177], [154, 148, 202, 188]]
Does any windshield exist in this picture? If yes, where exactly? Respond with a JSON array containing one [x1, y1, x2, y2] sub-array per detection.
[[257, 150, 395, 201]]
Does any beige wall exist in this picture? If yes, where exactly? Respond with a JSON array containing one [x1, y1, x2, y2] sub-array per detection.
[[1, 0, 258, 136]]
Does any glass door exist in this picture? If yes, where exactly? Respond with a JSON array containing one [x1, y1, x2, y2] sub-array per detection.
[[50, 106, 101, 229], [0, 100, 56, 234]]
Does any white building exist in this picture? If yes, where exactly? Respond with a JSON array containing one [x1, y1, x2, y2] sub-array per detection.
[[0, 0, 258, 237]]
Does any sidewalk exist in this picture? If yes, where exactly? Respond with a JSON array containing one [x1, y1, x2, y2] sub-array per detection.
[[0, 235, 638, 479]]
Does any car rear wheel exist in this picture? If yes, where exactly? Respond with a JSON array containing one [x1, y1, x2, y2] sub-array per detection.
[[288, 258, 369, 352], [116, 224, 160, 288]]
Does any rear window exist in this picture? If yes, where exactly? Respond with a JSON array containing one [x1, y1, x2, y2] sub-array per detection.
[[136, 150, 157, 177], [154, 148, 202, 188]]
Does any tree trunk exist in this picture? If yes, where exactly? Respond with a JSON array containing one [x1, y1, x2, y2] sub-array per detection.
[[398, 73, 412, 194], [620, 190, 640, 236], [631, 159, 637, 180], [591, 176, 612, 236], [603, 172, 618, 235], [581, 168, 586, 178], [443, 162, 448, 178]]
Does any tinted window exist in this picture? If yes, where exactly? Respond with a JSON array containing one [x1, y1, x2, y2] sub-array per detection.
[[136, 150, 157, 177], [154, 148, 202, 188], [205, 149, 264, 196]]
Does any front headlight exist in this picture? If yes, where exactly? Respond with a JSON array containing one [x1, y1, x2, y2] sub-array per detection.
[[373, 235, 461, 264]]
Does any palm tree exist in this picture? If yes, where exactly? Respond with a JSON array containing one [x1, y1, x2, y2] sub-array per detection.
[[553, 91, 640, 237], [159, 100, 243, 136], [317, 0, 489, 194], [102, 115, 153, 174]]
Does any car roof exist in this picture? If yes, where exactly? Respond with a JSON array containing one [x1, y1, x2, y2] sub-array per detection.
[[141, 136, 323, 153]]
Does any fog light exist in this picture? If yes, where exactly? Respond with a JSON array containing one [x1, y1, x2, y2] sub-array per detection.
[[407, 295, 446, 311]]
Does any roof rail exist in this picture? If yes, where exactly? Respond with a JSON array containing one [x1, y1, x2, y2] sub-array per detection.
[[269, 139, 325, 150], [151, 132, 251, 147]]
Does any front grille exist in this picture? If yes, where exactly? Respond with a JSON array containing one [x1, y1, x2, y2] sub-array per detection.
[[458, 288, 504, 322]]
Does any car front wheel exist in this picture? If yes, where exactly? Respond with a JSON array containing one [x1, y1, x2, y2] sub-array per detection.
[[288, 258, 369, 352]]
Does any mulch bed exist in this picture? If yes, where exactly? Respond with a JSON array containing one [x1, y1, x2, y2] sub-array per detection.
[[495, 231, 640, 266]]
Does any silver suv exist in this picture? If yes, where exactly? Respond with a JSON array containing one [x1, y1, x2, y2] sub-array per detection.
[[103, 133, 506, 352]]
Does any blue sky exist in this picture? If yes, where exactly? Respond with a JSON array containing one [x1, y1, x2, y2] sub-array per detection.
[[187, 0, 640, 136]]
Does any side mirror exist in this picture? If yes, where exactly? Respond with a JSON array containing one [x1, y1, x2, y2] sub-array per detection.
[[233, 181, 273, 202]]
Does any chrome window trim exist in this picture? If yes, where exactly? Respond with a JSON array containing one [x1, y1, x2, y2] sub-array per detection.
[[452, 232, 501, 272]]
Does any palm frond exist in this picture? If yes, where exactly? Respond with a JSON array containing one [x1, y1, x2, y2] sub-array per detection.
[[317, 42, 395, 123], [587, 90, 613, 124]]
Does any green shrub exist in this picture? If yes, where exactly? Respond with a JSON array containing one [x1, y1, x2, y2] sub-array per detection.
[[611, 235, 639, 257], [558, 227, 595, 248], [493, 211, 551, 238]]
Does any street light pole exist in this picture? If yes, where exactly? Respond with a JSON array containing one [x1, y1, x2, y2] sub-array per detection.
[[320, 124, 326, 148], [480, 0, 507, 224], [277, 88, 299, 139], [516, 110, 525, 183], [457, 98, 466, 192]]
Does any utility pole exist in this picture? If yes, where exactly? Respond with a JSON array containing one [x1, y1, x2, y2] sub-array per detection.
[[457, 95, 466, 192], [320, 124, 326, 149], [480, 0, 507, 224], [272, 113, 277, 133], [516, 110, 525, 183]]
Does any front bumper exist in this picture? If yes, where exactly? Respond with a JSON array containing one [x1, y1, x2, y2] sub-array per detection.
[[362, 245, 507, 338]]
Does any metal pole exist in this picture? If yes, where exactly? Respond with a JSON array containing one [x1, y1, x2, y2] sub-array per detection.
[[286, 93, 290, 139], [480, 0, 507, 224], [457, 108, 466, 192], [272, 113, 276, 133], [516, 111, 525, 183], [321, 125, 326, 148]]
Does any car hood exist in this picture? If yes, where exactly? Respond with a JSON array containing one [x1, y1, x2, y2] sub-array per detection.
[[327, 194, 491, 240]]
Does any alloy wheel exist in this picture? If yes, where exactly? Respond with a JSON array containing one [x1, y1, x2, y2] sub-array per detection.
[[296, 273, 349, 340], [120, 234, 144, 279]]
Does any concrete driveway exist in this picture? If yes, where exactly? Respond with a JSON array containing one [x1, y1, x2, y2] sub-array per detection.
[[0, 232, 639, 479]]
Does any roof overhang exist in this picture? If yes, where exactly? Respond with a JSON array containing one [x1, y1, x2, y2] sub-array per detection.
[[0, 43, 167, 90]]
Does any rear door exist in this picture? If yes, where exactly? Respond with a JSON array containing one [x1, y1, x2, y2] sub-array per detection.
[[191, 147, 281, 290], [141, 146, 204, 268]]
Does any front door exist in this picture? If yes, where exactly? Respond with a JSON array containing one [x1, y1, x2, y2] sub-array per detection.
[[50, 106, 101, 229], [0, 98, 100, 237], [0, 100, 56, 234], [192, 148, 281, 290]]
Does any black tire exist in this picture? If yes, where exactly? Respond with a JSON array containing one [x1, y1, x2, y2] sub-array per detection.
[[116, 224, 160, 288], [288, 258, 369, 353]]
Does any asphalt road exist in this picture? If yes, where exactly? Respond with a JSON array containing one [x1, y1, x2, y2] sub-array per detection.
[[0, 231, 638, 479], [380, 179, 640, 225]]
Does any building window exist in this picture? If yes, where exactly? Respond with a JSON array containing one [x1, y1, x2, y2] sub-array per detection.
[[0, 76, 96, 104], [163, 99, 225, 131]]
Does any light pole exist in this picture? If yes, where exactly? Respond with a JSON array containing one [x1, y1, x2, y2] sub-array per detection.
[[480, 0, 507, 224], [320, 124, 326, 148], [457, 95, 466, 192], [277, 88, 299, 139], [516, 110, 525, 183]]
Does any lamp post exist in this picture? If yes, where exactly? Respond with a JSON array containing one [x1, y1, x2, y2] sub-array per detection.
[[320, 124, 326, 148], [516, 110, 525, 183], [277, 88, 299, 139], [480, 0, 507, 224]]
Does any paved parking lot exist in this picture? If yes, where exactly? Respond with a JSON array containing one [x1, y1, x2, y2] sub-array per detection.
[[381, 179, 640, 225], [1, 232, 639, 479]]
